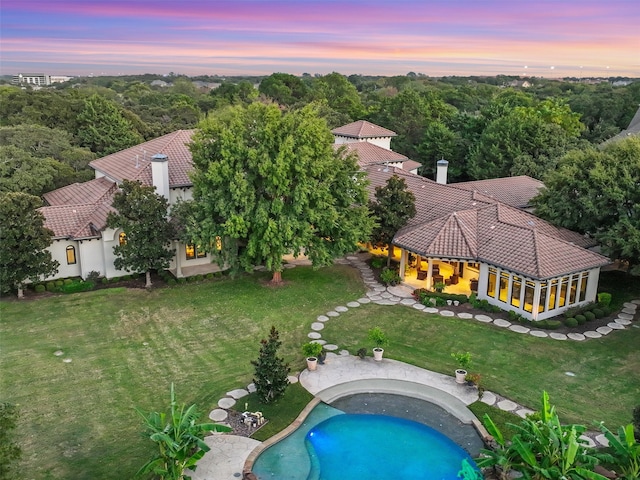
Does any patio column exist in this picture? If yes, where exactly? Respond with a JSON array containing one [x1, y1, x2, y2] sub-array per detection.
[[531, 282, 541, 321], [175, 242, 183, 278], [426, 258, 433, 290], [399, 249, 407, 280]]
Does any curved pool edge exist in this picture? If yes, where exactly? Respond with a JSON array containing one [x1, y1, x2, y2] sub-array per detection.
[[243, 378, 492, 477]]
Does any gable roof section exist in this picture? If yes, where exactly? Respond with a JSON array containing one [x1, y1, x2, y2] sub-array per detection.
[[90, 129, 194, 188], [331, 120, 396, 139], [453, 175, 544, 208], [336, 142, 408, 167], [41, 200, 116, 240], [43, 177, 117, 206]]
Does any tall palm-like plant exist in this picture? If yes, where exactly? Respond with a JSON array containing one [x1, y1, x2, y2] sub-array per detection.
[[598, 423, 640, 480], [136, 384, 231, 480]]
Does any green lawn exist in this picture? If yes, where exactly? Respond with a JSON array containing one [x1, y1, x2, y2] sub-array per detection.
[[1, 265, 638, 479]]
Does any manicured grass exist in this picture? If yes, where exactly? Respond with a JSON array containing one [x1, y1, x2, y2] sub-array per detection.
[[0, 265, 364, 480], [467, 402, 522, 440], [320, 302, 640, 428]]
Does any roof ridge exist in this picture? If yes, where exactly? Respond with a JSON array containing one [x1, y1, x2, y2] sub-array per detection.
[[452, 210, 478, 257]]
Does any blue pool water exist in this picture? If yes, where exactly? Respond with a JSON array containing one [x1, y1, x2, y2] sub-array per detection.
[[251, 401, 478, 480], [305, 414, 476, 480]]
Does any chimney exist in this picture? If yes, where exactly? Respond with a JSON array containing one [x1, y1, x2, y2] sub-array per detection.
[[436, 159, 449, 185], [151, 153, 170, 200]]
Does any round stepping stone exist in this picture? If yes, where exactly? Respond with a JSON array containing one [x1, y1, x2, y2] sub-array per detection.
[[493, 319, 511, 328], [412, 303, 426, 310], [423, 307, 438, 314], [335, 306, 348, 313], [63, 358, 72, 363], [621, 307, 636, 315], [373, 286, 386, 292], [608, 322, 625, 330], [374, 299, 398, 306], [565, 371, 576, 377], [567, 333, 586, 341], [595, 434, 609, 447], [387, 296, 401, 302], [618, 312, 633, 320], [509, 325, 530, 334], [288, 375, 299, 384], [311, 340, 327, 346], [54, 350, 64, 356], [327, 311, 340, 317], [400, 298, 416, 306], [475, 314, 493, 322], [632, 299, 640, 304], [323, 344, 339, 351], [623, 302, 637, 309], [457, 312, 473, 319], [440, 310, 455, 317], [583, 331, 602, 339], [347, 301, 361, 308], [339, 350, 350, 356], [615, 318, 632, 326], [579, 435, 596, 448], [549, 332, 567, 340], [317, 315, 329, 322], [308, 332, 322, 339], [529, 330, 548, 338], [357, 297, 371, 304], [311, 322, 325, 331], [380, 292, 393, 299], [515, 408, 534, 419], [369, 295, 383, 301], [480, 391, 496, 406], [226, 388, 249, 399], [209, 409, 228, 422], [217, 397, 236, 409], [596, 326, 612, 335], [497, 399, 518, 411], [247, 383, 256, 393]]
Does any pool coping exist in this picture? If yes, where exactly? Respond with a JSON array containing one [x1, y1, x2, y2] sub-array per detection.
[[242, 378, 492, 477]]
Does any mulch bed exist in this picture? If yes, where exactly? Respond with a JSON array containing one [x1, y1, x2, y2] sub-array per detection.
[[224, 409, 269, 437]]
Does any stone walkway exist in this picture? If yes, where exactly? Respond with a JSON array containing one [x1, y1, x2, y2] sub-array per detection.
[[191, 255, 639, 478]]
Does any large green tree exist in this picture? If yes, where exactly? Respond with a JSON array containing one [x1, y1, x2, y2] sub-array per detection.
[[0, 192, 59, 298], [106, 180, 175, 288], [0, 146, 75, 196], [187, 102, 373, 284], [136, 384, 231, 480], [533, 137, 640, 273], [251, 326, 290, 404], [369, 175, 416, 265], [77, 94, 144, 156]]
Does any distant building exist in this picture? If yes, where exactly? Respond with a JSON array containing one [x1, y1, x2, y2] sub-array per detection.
[[12, 73, 73, 86]]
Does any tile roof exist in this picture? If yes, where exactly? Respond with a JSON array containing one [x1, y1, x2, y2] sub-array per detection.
[[453, 175, 544, 208], [41, 200, 116, 240], [89, 130, 195, 188], [331, 120, 396, 139], [607, 105, 640, 142], [368, 167, 607, 279], [336, 142, 408, 167], [43, 177, 117, 206]]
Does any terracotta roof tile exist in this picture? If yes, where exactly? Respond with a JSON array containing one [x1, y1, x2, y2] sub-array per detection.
[[336, 142, 408, 167], [90, 130, 194, 188], [40, 199, 116, 239], [453, 175, 544, 208], [43, 177, 117, 206], [331, 120, 396, 139]]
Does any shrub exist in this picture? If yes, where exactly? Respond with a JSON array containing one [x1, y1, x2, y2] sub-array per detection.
[[592, 308, 604, 318], [368, 327, 389, 348], [178, 278, 187, 284], [575, 314, 587, 325], [633, 405, 640, 441], [215, 272, 223, 278], [597, 292, 612, 307], [434, 296, 447, 307], [584, 311, 596, 322], [195, 275, 204, 282], [101, 277, 108, 284], [54, 280, 64, 287], [370, 256, 385, 269], [34, 284, 46, 293], [205, 273, 214, 280], [356, 348, 367, 359], [536, 319, 562, 330], [380, 267, 401, 286], [63, 279, 73, 285], [45, 282, 57, 292], [61, 281, 95, 294], [564, 317, 578, 328], [302, 342, 323, 358], [167, 279, 177, 286], [86, 271, 101, 282], [110, 276, 120, 283]]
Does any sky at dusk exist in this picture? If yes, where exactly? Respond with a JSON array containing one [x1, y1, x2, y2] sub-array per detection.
[[2, 0, 639, 78]]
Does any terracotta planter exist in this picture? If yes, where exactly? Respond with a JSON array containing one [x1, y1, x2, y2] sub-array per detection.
[[306, 357, 318, 371], [373, 348, 384, 361], [455, 369, 467, 384]]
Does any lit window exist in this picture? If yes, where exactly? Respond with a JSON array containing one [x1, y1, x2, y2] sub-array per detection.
[[569, 275, 579, 304], [499, 272, 509, 303], [523, 281, 535, 313], [215, 236, 222, 251], [511, 276, 522, 307], [579, 273, 588, 302], [197, 246, 206, 258], [185, 244, 195, 260], [487, 268, 497, 298], [66, 245, 76, 265], [548, 279, 558, 310], [558, 277, 569, 307], [539, 282, 548, 313], [119, 232, 127, 246]]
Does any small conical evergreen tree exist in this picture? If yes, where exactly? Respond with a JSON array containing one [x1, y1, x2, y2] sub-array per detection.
[[251, 326, 290, 403]]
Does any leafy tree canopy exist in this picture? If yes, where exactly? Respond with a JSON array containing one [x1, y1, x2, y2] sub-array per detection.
[[187, 101, 373, 283], [0, 192, 58, 296], [533, 136, 640, 273], [106, 180, 175, 287]]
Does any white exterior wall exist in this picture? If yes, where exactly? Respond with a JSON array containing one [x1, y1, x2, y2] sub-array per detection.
[[78, 239, 106, 278], [102, 228, 133, 278], [333, 135, 392, 150], [169, 187, 193, 205], [44, 240, 82, 280]]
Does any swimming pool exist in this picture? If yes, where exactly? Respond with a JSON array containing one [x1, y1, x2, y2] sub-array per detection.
[[251, 393, 481, 479]]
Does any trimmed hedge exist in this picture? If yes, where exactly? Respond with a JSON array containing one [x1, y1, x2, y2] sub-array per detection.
[[60, 281, 95, 294], [584, 311, 596, 322], [593, 308, 605, 318], [564, 317, 578, 328], [575, 314, 587, 325], [535, 319, 562, 330], [34, 284, 46, 293]]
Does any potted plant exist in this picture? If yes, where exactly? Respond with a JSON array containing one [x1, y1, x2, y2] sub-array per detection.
[[302, 342, 323, 371], [368, 327, 389, 361], [451, 351, 472, 384], [434, 281, 446, 293]]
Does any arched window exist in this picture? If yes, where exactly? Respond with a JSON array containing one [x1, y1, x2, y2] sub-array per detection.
[[66, 245, 76, 265], [119, 232, 127, 246]]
